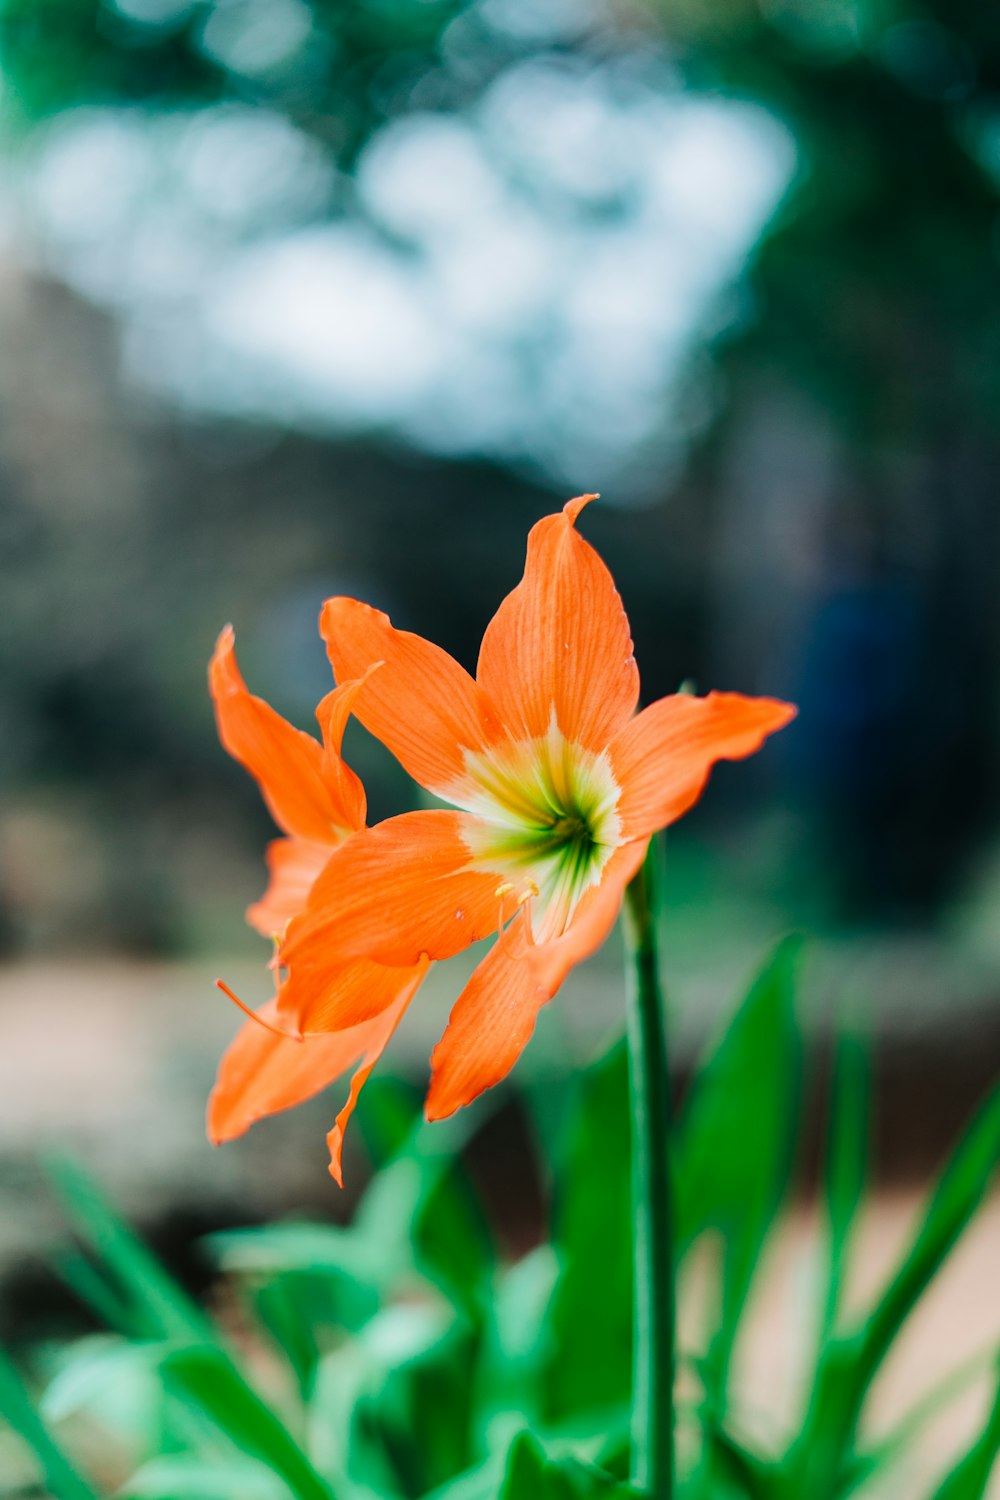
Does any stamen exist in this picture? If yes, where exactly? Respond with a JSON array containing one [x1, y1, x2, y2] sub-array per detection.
[[215, 979, 301, 1041], [495, 877, 539, 906]]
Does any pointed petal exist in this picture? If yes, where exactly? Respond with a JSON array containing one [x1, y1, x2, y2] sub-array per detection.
[[609, 691, 797, 840], [246, 837, 332, 938], [207, 963, 426, 1185], [476, 497, 639, 750], [325, 963, 426, 1185], [424, 915, 539, 1123], [280, 810, 517, 973], [314, 672, 376, 832], [209, 627, 364, 841], [320, 598, 503, 794], [277, 953, 430, 1034], [425, 839, 647, 1120]]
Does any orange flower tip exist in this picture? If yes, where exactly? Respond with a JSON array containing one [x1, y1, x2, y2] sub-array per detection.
[[423, 1068, 465, 1123], [325, 1128, 346, 1188], [205, 1095, 232, 1147], [208, 625, 235, 678], [563, 493, 600, 525], [771, 699, 799, 729]]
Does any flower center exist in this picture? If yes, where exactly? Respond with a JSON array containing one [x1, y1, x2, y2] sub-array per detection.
[[444, 718, 622, 942]]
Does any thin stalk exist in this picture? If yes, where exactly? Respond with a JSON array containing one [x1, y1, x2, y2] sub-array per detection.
[[623, 839, 673, 1499]]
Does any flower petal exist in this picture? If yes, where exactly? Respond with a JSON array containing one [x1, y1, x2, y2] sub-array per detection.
[[209, 627, 364, 841], [207, 964, 426, 1185], [320, 598, 503, 794], [325, 966, 426, 1186], [314, 674, 375, 832], [280, 810, 517, 974], [246, 837, 332, 938], [425, 839, 647, 1120], [609, 691, 797, 840], [476, 496, 639, 750], [277, 953, 431, 1035]]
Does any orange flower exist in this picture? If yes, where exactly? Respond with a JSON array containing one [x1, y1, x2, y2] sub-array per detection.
[[205, 626, 428, 1183], [276, 496, 797, 1123]]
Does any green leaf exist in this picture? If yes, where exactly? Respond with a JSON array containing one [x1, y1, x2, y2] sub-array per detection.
[[475, 1246, 559, 1439], [494, 1431, 641, 1499], [53, 1248, 139, 1337], [790, 1081, 1000, 1497], [852, 1082, 1000, 1404], [675, 937, 802, 1380], [355, 1074, 425, 1168], [855, 1342, 998, 1492], [821, 1022, 869, 1341], [310, 1300, 475, 1497], [0, 1344, 102, 1500], [927, 1362, 1000, 1500], [542, 1040, 633, 1424], [122, 1454, 292, 1499], [355, 1110, 495, 1310], [703, 1423, 784, 1500], [424, 1452, 505, 1500], [45, 1155, 211, 1345], [160, 1345, 335, 1500], [208, 1222, 384, 1337], [40, 1336, 163, 1427], [209, 1221, 386, 1282]]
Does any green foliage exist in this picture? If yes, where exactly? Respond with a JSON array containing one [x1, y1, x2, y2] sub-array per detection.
[[3, 943, 1000, 1498], [0, 1344, 101, 1500], [494, 1430, 641, 1498], [542, 1041, 633, 1425], [675, 935, 802, 1401], [821, 1022, 869, 1343], [928, 1364, 1000, 1500]]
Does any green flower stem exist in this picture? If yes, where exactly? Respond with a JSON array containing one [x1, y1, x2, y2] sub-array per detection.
[[623, 839, 673, 1500]]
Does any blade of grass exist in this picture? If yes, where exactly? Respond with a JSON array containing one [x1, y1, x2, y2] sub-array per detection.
[[53, 1247, 143, 1337], [675, 937, 802, 1403], [161, 1345, 335, 1500], [789, 1080, 1000, 1497], [122, 1454, 290, 1499], [45, 1156, 211, 1345], [47, 1159, 338, 1496], [703, 1425, 783, 1500], [495, 1430, 642, 1498], [0, 1344, 102, 1500], [858, 1083, 1000, 1385], [927, 1360, 1000, 1500], [853, 1341, 997, 1490], [821, 1022, 869, 1344], [542, 1041, 633, 1424], [354, 1110, 494, 1313]]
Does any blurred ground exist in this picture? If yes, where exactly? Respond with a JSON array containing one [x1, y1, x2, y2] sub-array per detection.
[[4, 933, 1000, 1258]]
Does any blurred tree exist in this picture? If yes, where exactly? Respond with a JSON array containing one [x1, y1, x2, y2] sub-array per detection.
[[656, 0, 1000, 911], [2, 0, 1000, 927]]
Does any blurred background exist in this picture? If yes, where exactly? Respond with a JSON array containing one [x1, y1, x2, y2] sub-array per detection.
[[1, 0, 1000, 1472]]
